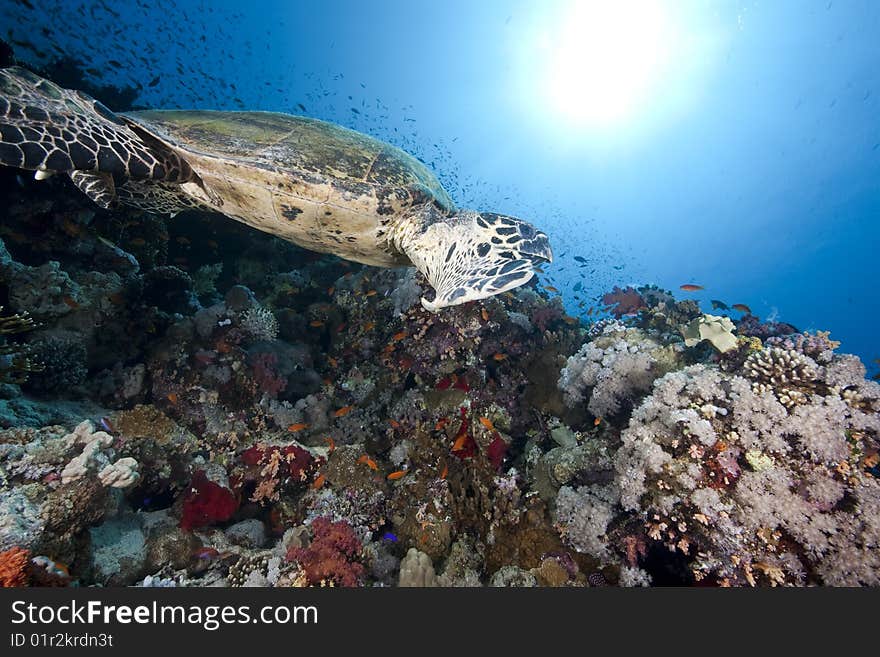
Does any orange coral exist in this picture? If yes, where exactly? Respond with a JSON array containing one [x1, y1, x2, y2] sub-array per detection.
[[0, 547, 30, 587]]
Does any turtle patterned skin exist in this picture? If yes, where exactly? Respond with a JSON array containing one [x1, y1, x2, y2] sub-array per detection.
[[0, 66, 552, 310]]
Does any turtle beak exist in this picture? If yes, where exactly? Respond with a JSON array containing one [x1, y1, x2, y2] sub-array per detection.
[[479, 212, 553, 264], [522, 227, 553, 264]]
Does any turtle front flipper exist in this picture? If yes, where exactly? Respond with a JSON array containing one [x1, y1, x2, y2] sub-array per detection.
[[0, 67, 192, 186], [69, 171, 116, 208], [401, 209, 553, 312]]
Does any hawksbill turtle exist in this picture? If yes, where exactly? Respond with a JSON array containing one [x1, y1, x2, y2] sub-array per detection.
[[0, 67, 551, 311]]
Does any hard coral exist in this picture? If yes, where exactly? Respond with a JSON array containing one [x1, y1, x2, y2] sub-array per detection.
[[287, 516, 365, 587]]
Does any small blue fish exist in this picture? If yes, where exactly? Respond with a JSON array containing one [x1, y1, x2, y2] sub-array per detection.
[[99, 417, 115, 433], [381, 532, 398, 543]]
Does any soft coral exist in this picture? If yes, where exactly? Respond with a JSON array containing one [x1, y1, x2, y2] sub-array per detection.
[[287, 516, 365, 587], [0, 547, 30, 588], [180, 470, 239, 531]]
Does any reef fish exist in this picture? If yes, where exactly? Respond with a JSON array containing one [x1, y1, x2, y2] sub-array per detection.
[[333, 405, 354, 418], [680, 284, 704, 291]]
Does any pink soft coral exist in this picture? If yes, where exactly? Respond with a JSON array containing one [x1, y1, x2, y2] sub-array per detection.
[[287, 516, 365, 587]]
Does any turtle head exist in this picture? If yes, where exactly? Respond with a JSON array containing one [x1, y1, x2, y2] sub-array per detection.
[[398, 209, 552, 312]]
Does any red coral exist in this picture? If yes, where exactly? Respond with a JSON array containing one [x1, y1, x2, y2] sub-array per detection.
[[601, 286, 646, 318], [531, 304, 564, 332], [249, 352, 287, 397], [287, 517, 365, 587], [623, 535, 649, 568], [451, 408, 477, 459], [180, 470, 239, 531], [436, 374, 471, 392], [0, 547, 30, 588], [239, 444, 321, 483], [487, 435, 508, 470]]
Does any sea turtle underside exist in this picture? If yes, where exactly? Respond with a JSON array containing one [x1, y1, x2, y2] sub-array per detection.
[[0, 67, 552, 311]]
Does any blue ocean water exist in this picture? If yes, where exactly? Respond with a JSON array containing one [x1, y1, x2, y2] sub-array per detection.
[[1, 0, 878, 373]]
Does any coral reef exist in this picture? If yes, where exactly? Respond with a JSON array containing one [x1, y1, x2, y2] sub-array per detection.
[[0, 158, 876, 587]]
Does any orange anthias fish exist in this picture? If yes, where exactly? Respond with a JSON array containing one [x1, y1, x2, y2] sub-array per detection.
[[594, 417, 602, 426], [440, 464, 448, 480], [324, 437, 336, 454], [287, 423, 309, 432], [387, 470, 407, 480], [492, 353, 507, 362], [478, 417, 496, 432], [481, 307, 489, 322], [167, 392, 179, 404], [312, 474, 326, 489], [357, 454, 378, 471], [451, 431, 469, 452], [333, 405, 354, 418], [731, 303, 752, 314], [365, 289, 378, 297], [680, 284, 705, 292], [544, 285, 560, 294], [309, 320, 325, 328], [434, 418, 449, 431], [388, 419, 401, 429]]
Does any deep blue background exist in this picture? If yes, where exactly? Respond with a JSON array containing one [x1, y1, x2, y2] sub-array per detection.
[[2, 0, 878, 373]]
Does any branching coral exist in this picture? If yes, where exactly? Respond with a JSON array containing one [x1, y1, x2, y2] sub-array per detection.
[[743, 347, 820, 409], [240, 305, 279, 342]]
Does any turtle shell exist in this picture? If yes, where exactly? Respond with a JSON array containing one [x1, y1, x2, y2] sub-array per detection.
[[123, 110, 455, 212]]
